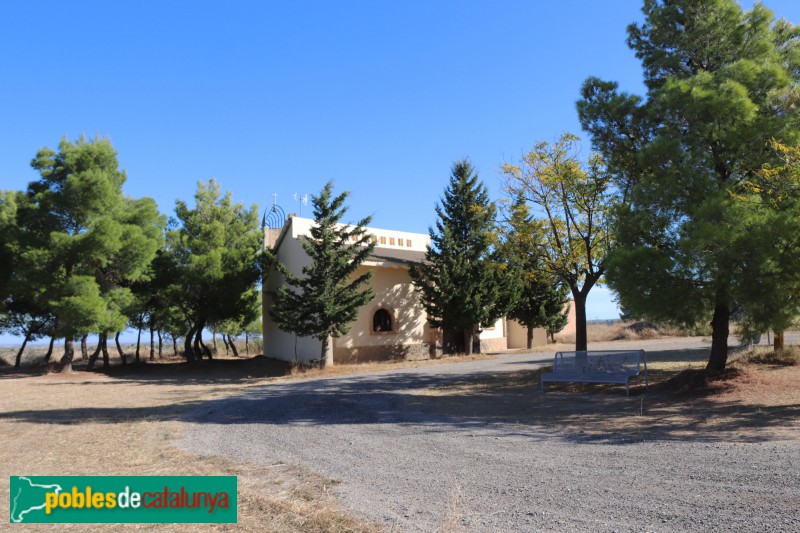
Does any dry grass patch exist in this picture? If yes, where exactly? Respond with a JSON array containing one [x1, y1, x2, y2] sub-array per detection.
[[732, 345, 800, 367], [555, 321, 707, 344], [0, 350, 508, 530], [0, 368, 377, 532], [437, 485, 467, 533]]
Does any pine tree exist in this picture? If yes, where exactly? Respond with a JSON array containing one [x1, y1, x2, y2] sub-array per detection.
[[0, 190, 55, 367], [577, 0, 800, 371], [18, 136, 161, 372], [168, 179, 262, 361], [410, 160, 510, 355], [269, 181, 376, 367]]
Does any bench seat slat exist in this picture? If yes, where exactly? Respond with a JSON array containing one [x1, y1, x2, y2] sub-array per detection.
[[541, 374, 631, 384]]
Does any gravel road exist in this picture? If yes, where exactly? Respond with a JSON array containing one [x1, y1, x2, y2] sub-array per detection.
[[179, 337, 800, 532]]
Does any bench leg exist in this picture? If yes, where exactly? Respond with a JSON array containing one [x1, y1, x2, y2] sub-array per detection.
[[541, 381, 545, 393], [625, 380, 630, 397]]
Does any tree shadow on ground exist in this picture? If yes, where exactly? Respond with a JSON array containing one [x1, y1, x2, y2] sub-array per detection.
[[0, 347, 796, 445], [180, 367, 798, 444], [0, 354, 293, 385]]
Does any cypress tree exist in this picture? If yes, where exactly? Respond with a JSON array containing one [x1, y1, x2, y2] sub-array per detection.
[[269, 182, 376, 367]]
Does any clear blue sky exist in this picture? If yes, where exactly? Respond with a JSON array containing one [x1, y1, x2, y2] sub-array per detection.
[[2, 1, 800, 344]]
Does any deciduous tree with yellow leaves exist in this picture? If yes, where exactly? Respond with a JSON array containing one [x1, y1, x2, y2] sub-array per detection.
[[501, 133, 616, 351]]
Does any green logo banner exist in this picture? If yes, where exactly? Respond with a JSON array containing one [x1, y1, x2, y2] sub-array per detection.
[[9, 476, 237, 523]]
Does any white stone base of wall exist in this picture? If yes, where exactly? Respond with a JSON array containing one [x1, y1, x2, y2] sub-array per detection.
[[480, 337, 508, 353]]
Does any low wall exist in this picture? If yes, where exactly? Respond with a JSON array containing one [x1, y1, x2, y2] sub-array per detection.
[[334, 343, 437, 364], [334, 336, 509, 363], [480, 337, 508, 353]]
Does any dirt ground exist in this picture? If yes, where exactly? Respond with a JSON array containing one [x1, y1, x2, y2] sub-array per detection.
[[0, 343, 798, 531], [0, 352, 495, 532], [0, 357, 379, 532], [415, 346, 800, 443]]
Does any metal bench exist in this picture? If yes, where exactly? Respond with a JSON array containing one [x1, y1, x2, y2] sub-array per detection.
[[540, 350, 648, 396]]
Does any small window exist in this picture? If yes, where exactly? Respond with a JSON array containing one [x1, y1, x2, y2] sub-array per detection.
[[380, 236, 386, 244], [372, 309, 393, 332], [389, 237, 395, 245], [406, 239, 412, 247], [370, 235, 377, 243], [397, 238, 404, 247]]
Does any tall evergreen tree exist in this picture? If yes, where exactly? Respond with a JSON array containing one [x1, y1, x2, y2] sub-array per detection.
[[0, 190, 16, 300], [168, 179, 262, 362], [88, 196, 165, 369], [17, 136, 162, 371], [269, 181, 376, 367], [410, 160, 510, 355], [577, 0, 800, 371], [0, 190, 55, 367]]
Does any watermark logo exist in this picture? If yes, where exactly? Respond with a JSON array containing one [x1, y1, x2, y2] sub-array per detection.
[[9, 476, 236, 523]]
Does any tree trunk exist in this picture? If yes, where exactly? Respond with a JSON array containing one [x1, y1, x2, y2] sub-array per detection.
[[706, 302, 730, 373], [194, 320, 213, 360], [149, 325, 155, 361], [228, 335, 239, 357], [212, 332, 218, 355], [463, 328, 474, 355], [526, 326, 534, 350], [245, 332, 249, 355], [774, 330, 785, 352], [572, 293, 588, 352], [222, 334, 230, 355], [442, 330, 463, 355], [172, 335, 178, 357], [60, 338, 75, 372], [43, 335, 56, 364], [320, 335, 333, 367], [115, 331, 127, 366], [87, 333, 103, 370], [157, 330, 163, 358], [200, 337, 213, 360], [80, 334, 89, 361], [193, 326, 201, 357], [14, 332, 31, 369], [184, 324, 196, 362], [135, 327, 142, 363], [101, 332, 110, 368]]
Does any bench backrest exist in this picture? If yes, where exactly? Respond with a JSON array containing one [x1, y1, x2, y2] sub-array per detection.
[[552, 350, 644, 377]]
